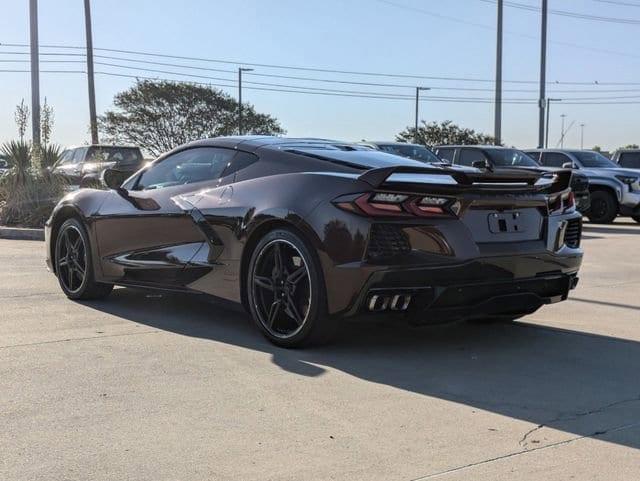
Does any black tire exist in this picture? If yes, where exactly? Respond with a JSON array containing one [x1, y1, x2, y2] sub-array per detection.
[[55, 218, 113, 300], [246, 228, 334, 348], [632, 215, 640, 224], [587, 190, 618, 224]]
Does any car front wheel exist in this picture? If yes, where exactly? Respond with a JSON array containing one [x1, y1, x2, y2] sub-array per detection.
[[55, 218, 113, 300], [247, 228, 334, 348], [587, 190, 618, 224]]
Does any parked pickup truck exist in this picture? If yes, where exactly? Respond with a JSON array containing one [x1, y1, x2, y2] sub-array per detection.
[[524, 149, 640, 224], [51, 145, 144, 188]]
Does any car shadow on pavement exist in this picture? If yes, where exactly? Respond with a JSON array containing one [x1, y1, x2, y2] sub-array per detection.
[[81, 287, 640, 451], [582, 225, 640, 235]]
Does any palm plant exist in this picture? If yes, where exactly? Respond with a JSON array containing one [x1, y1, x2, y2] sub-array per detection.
[[1, 139, 32, 186]]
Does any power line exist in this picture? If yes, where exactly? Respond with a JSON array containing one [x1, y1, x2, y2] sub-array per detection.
[[3, 41, 640, 86], [478, 0, 640, 25], [372, 0, 640, 60], [594, 0, 640, 6]]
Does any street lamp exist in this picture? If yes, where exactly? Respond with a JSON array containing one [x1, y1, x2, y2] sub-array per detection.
[[560, 113, 567, 148], [544, 98, 561, 148], [414, 87, 431, 144], [238, 67, 254, 135], [580, 123, 585, 149]]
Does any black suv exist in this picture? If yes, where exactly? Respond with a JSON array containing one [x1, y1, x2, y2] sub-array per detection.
[[434, 145, 591, 214], [51, 145, 144, 187]]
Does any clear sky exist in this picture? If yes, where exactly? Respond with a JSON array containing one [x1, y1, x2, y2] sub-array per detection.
[[1, 0, 639, 152]]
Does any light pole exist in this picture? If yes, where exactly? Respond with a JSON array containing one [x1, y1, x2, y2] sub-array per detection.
[[560, 114, 567, 148], [545, 98, 561, 148], [84, 0, 98, 144], [414, 87, 430, 144], [580, 123, 585, 149], [238, 67, 254, 135], [29, 0, 40, 152], [537, 0, 548, 148], [494, 0, 503, 145]]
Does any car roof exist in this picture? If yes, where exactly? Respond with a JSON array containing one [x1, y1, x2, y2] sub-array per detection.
[[183, 136, 434, 170], [360, 141, 426, 148], [433, 145, 512, 149]]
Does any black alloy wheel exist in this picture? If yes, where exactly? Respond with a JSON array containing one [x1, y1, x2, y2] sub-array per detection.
[[587, 190, 618, 224], [55, 218, 113, 300], [248, 229, 332, 347]]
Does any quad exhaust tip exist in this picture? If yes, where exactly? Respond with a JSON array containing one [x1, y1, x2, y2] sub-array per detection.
[[368, 293, 412, 312]]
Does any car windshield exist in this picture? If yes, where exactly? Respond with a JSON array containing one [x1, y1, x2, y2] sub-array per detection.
[[570, 151, 618, 168], [379, 144, 442, 163], [86, 147, 143, 166], [484, 148, 539, 167]]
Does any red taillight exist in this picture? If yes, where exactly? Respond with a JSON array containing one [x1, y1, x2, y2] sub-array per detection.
[[548, 191, 575, 215], [337, 192, 457, 218]]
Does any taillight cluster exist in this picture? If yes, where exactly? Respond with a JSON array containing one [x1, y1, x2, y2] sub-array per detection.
[[335, 192, 460, 218], [548, 191, 575, 215]]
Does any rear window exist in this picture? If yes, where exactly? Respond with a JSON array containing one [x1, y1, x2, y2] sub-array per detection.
[[86, 147, 143, 166], [378, 144, 441, 164], [619, 152, 640, 169]]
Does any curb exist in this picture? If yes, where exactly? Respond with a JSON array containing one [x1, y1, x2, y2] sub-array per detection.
[[0, 226, 45, 241]]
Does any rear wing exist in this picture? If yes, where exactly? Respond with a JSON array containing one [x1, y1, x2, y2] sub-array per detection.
[[358, 165, 572, 194]]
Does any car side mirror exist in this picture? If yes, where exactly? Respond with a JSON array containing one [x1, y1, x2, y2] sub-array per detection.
[[562, 162, 575, 169], [101, 168, 128, 190]]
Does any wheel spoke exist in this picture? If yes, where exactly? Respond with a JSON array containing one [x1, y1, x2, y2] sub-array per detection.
[[72, 235, 82, 252], [284, 295, 304, 326], [267, 300, 281, 328], [287, 266, 307, 286], [273, 242, 285, 277], [67, 264, 74, 289], [254, 275, 274, 291], [58, 256, 69, 267], [73, 260, 85, 278]]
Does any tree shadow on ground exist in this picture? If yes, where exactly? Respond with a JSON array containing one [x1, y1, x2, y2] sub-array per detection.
[[82, 287, 640, 450]]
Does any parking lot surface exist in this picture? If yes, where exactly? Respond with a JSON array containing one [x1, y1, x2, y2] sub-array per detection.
[[1, 221, 639, 481]]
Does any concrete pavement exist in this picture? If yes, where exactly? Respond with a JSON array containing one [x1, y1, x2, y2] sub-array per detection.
[[1, 220, 639, 480]]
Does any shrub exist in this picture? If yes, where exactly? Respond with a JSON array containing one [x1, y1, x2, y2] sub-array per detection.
[[1, 139, 32, 186], [0, 172, 68, 228]]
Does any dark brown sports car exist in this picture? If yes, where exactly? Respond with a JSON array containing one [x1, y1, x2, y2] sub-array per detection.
[[45, 137, 583, 347]]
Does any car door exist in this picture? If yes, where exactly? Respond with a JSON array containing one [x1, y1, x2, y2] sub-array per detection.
[[92, 146, 237, 287]]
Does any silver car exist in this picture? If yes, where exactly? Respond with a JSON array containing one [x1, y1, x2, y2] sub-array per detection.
[[524, 149, 640, 224]]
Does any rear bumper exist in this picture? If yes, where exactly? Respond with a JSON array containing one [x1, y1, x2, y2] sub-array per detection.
[[339, 250, 582, 323]]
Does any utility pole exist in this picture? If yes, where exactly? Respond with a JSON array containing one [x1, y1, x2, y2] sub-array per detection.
[[414, 87, 430, 144], [494, 0, 503, 145], [29, 0, 41, 151], [238, 67, 253, 135], [84, 0, 98, 144], [545, 98, 561, 148], [560, 114, 567, 148], [537, 0, 548, 148], [580, 123, 585, 149]]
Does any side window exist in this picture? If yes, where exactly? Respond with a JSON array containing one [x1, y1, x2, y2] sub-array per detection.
[[57, 150, 74, 166], [435, 148, 454, 162], [542, 152, 571, 168], [458, 148, 487, 167], [527, 151, 541, 162], [135, 147, 235, 190], [222, 151, 259, 177], [619, 152, 640, 169], [72, 148, 86, 163]]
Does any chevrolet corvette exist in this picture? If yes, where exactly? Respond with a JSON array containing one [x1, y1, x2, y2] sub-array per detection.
[[45, 137, 583, 347]]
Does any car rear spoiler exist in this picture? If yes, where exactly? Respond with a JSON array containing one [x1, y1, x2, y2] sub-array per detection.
[[358, 165, 572, 194]]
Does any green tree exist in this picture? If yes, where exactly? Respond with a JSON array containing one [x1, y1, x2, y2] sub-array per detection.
[[99, 80, 285, 157], [397, 120, 497, 147], [592, 145, 602, 152], [622, 144, 639, 149]]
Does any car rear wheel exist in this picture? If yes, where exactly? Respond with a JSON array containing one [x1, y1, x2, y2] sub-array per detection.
[[587, 190, 618, 224], [55, 218, 113, 300], [247, 228, 333, 348]]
